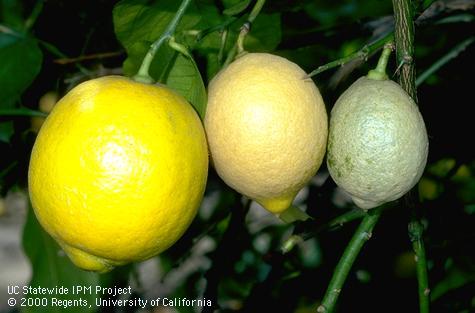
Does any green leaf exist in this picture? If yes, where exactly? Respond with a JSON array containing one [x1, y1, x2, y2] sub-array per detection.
[[0, 33, 42, 108], [223, 0, 251, 16], [205, 53, 221, 81], [120, 41, 206, 117], [0, 0, 25, 29], [244, 13, 282, 51], [165, 52, 207, 119], [22, 206, 112, 313], [113, 0, 201, 49], [113, 0, 206, 118]]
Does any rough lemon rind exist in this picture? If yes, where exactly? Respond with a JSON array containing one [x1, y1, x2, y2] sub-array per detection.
[[327, 77, 428, 209], [205, 53, 328, 214]]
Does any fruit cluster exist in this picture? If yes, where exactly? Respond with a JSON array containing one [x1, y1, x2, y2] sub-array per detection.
[[28, 50, 428, 272]]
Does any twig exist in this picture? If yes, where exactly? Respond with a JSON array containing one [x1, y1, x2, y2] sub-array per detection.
[[392, 1, 431, 312], [306, 32, 394, 78], [222, 0, 267, 67], [416, 36, 475, 86], [280, 200, 396, 254], [416, 0, 475, 25], [281, 209, 366, 254], [392, 0, 417, 101], [317, 210, 382, 313], [190, 17, 237, 42], [53, 51, 124, 65], [38, 40, 90, 75], [308, 0, 467, 81], [134, 0, 193, 83]]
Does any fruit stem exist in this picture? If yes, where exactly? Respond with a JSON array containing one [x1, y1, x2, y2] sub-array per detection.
[[367, 42, 394, 80], [223, 0, 267, 66], [317, 209, 382, 313], [305, 32, 394, 79], [236, 0, 266, 56], [133, 0, 193, 83], [247, 0, 267, 24]]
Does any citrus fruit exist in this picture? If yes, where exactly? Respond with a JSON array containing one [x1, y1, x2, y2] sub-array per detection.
[[31, 91, 59, 132], [205, 53, 328, 215], [39, 91, 59, 113], [28, 76, 208, 272], [327, 51, 428, 210]]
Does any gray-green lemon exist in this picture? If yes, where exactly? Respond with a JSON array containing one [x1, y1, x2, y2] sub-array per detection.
[[327, 76, 428, 209]]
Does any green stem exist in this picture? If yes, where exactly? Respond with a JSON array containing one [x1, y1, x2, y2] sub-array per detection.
[[281, 209, 365, 254], [367, 42, 394, 80], [317, 210, 382, 313], [133, 0, 193, 83], [281, 205, 392, 255], [306, 32, 394, 78], [416, 36, 475, 86], [194, 17, 236, 42], [236, 22, 250, 55], [223, 45, 238, 68], [409, 220, 430, 313], [247, 0, 266, 23], [223, 0, 267, 65], [168, 36, 193, 59]]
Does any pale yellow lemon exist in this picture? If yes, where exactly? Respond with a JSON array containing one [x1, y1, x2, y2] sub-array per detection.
[[205, 53, 328, 214], [29, 76, 208, 272]]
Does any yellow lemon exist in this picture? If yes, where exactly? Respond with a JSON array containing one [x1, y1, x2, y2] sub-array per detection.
[[205, 53, 328, 214], [29, 76, 208, 272], [327, 76, 428, 209]]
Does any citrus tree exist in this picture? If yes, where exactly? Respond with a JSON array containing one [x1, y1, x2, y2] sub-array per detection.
[[1, 0, 474, 313]]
